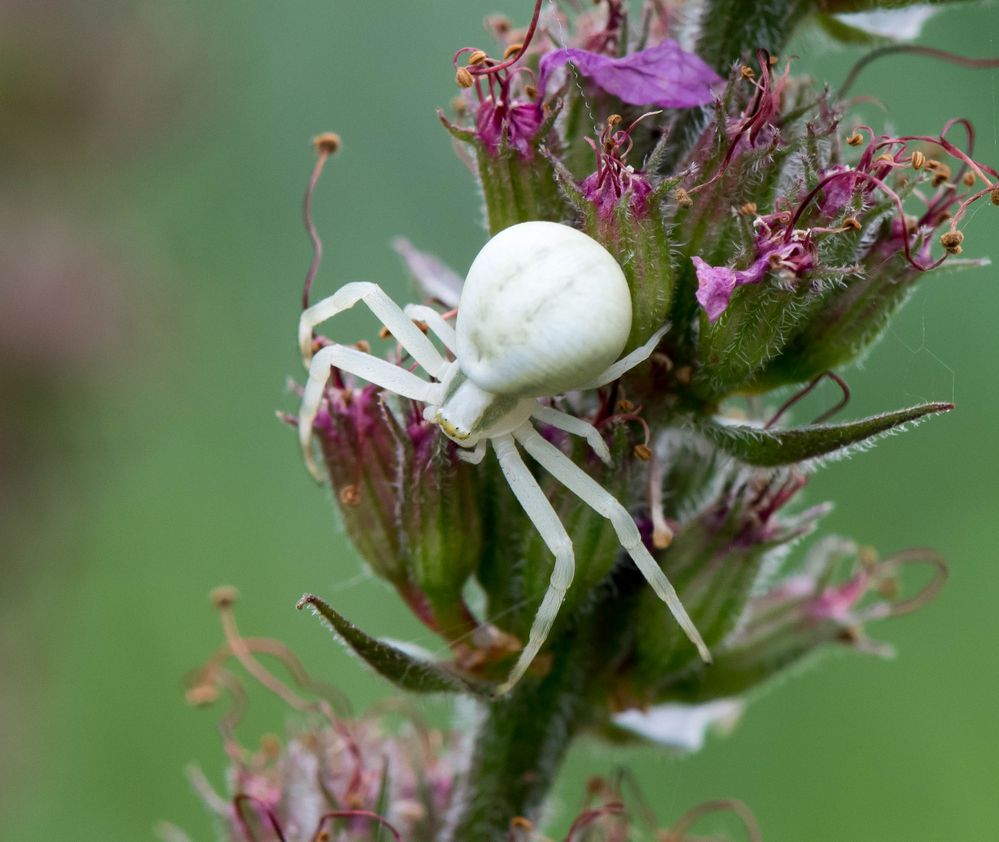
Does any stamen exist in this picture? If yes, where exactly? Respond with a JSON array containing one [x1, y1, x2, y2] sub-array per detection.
[[302, 133, 340, 310], [663, 798, 762, 842], [565, 802, 626, 841], [312, 811, 403, 842], [233, 794, 288, 842]]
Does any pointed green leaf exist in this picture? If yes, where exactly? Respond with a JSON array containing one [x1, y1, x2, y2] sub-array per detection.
[[697, 402, 953, 467], [297, 594, 490, 697]]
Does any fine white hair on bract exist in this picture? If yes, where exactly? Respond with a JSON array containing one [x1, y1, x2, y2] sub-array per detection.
[[297, 220, 710, 694]]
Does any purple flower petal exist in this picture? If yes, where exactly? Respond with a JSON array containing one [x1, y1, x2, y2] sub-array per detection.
[[692, 255, 765, 322], [539, 41, 721, 109]]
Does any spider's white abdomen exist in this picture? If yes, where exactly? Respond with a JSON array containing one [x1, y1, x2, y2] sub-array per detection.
[[456, 221, 632, 398]]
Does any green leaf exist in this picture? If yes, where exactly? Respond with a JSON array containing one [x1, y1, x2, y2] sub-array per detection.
[[697, 402, 953, 466], [695, 0, 812, 74], [297, 594, 490, 697]]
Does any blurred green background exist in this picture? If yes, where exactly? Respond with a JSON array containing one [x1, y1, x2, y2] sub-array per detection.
[[2, 1, 997, 838]]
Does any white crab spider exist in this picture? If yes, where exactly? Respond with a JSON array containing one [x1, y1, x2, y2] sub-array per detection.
[[297, 221, 710, 694]]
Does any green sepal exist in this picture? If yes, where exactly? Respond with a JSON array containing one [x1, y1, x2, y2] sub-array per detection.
[[297, 594, 490, 698], [437, 109, 477, 144], [697, 401, 953, 467]]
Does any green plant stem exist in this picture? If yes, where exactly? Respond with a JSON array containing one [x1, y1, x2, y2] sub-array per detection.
[[446, 618, 607, 840]]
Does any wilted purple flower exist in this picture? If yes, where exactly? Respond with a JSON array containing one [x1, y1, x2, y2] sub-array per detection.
[[580, 113, 655, 218], [538, 40, 722, 109]]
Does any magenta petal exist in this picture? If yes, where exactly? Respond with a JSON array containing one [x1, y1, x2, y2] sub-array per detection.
[[692, 256, 741, 322], [539, 41, 721, 109]]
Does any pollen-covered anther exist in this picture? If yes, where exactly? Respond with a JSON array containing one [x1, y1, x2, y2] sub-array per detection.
[[675, 187, 693, 208], [926, 160, 952, 186], [633, 443, 652, 461], [910, 150, 926, 170], [312, 132, 341, 156], [617, 398, 636, 412], [843, 216, 862, 232], [962, 171, 977, 187], [991, 185, 999, 205], [467, 49, 488, 66], [940, 230, 964, 255], [524, 83, 538, 99], [739, 201, 758, 216], [339, 484, 361, 506], [875, 153, 896, 166], [185, 684, 219, 707], [353, 339, 370, 353], [740, 65, 755, 80], [455, 67, 474, 88], [846, 132, 864, 147], [210, 585, 239, 609], [510, 817, 534, 830], [503, 42, 523, 60]]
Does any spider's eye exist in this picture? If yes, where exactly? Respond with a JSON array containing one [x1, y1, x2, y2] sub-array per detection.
[[455, 221, 631, 398]]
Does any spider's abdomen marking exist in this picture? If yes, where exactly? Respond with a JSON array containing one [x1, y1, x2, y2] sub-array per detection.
[[456, 221, 632, 398]]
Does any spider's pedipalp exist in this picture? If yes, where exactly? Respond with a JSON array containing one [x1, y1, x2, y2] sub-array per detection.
[[514, 424, 711, 664], [300, 282, 448, 378], [455, 439, 487, 464], [403, 304, 457, 354], [298, 344, 439, 482], [579, 322, 671, 390], [492, 433, 575, 696], [532, 405, 612, 466]]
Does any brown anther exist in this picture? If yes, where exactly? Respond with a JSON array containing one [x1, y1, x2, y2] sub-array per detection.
[[315, 833, 331, 842], [837, 625, 863, 645], [524, 83, 538, 99], [675, 187, 692, 208], [858, 545, 878, 568], [488, 15, 512, 35], [963, 171, 977, 187], [310, 338, 325, 355], [607, 113, 623, 128], [846, 132, 864, 147], [503, 42, 523, 60], [932, 164, 952, 187], [378, 325, 392, 339], [210, 585, 239, 609], [455, 67, 474, 89], [653, 524, 674, 550], [875, 153, 895, 166], [510, 817, 534, 830], [769, 54, 780, 65], [910, 150, 926, 170], [877, 577, 900, 600], [468, 49, 488, 66], [843, 216, 862, 232], [616, 398, 636, 412], [674, 365, 692, 385], [353, 339, 370, 353], [413, 320, 429, 334], [739, 201, 758, 217], [633, 443, 653, 461], [451, 96, 469, 117], [940, 229, 964, 255], [260, 733, 281, 758], [313, 132, 341, 156], [339, 484, 361, 506], [185, 684, 219, 706], [924, 158, 942, 170], [991, 185, 999, 206], [740, 65, 755, 80]]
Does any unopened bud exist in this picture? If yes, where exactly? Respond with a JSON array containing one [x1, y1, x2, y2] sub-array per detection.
[[313, 132, 341, 156], [455, 67, 474, 88], [940, 230, 964, 255]]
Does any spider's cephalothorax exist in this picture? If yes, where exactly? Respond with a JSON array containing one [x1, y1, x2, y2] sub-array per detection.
[[298, 221, 709, 694]]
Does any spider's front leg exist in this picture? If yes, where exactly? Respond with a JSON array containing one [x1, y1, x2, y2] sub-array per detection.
[[300, 281, 448, 378], [514, 423, 712, 664], [492, 434, 575, 696], [298, 345, 440, 481]]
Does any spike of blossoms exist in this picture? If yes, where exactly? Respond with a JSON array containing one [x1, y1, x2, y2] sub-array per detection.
[[270, 2, 994, 838]]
